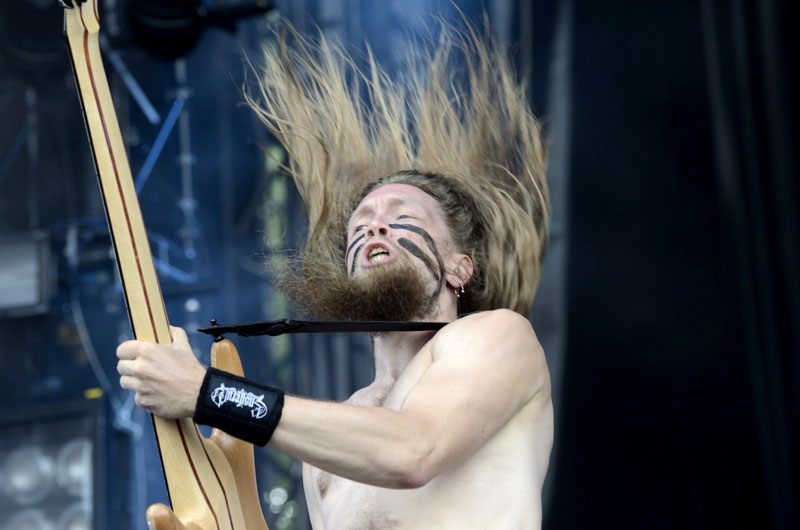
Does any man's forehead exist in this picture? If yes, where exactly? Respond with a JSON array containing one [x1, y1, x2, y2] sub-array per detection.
[[349, 183, 440, 219]]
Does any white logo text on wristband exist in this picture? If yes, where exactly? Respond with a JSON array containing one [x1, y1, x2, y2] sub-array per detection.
[[210, 383, 268, 419]]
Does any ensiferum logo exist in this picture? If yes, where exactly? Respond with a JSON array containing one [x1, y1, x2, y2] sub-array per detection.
[[211, 383, 268, 419]]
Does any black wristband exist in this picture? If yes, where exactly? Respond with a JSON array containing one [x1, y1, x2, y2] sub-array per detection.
[[193, 368, 284, 446]]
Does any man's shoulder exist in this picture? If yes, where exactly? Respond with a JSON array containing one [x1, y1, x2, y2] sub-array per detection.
[[448, 308, 534, 332], [428, 309, 549, 400], [434, 309, 539, 350]]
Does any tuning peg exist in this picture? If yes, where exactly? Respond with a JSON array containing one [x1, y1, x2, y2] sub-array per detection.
[[56, 0, 86, 9]]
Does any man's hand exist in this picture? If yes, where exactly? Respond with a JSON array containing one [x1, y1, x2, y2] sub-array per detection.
[[57, 0, 86, 8], [116, 326, 207, 419]]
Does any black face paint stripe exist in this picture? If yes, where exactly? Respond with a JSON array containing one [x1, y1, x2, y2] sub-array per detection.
[[390, 223, 446, 286], [350, 245, 363, 276], [389, 224, 438, 256], [346, 233, 365, 263], [398, 238, 440, 283]]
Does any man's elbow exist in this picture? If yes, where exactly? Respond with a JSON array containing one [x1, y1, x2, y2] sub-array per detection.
[[387, 440, 438, 489], [395, 464, 432, 490]]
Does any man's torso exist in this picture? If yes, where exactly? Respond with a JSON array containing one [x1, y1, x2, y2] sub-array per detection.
[[305, 315, 553, 529]]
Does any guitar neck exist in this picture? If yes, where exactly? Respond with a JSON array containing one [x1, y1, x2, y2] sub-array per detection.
[[65, 6, 272, 528], [65, 5, 170, 345], [65, 3, 210, 521]]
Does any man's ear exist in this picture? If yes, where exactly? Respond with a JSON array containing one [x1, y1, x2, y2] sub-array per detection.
[[446, 254, 474, 289]]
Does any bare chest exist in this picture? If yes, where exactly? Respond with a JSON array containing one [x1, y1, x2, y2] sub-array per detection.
[[311, 474, 400, 529], [308, 426, 543, 530], [305, 334, 550, 529], [310, 353, 433, 527]]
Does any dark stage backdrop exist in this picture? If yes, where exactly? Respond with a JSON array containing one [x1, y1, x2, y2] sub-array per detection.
[[533, 2, 799, 529]]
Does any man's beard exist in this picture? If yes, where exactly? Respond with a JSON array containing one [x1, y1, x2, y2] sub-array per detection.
[[276, 250, 440, 322]]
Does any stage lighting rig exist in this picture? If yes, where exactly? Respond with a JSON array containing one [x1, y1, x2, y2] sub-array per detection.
[[0, 0, 71, 82], [129, 0, 275, 60]]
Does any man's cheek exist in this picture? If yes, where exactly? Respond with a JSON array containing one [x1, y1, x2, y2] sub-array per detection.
[[349, 245, 363, 276], [346, 233, 365, 263], [397, 238, 440, 282]]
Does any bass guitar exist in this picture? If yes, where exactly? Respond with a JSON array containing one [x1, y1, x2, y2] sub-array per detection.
[[63, 2, 269, 528]]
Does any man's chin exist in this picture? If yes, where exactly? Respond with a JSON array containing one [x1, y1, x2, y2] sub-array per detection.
[[345, 268, 435, 320], [277, 246, 441, 321], [285, 262, 436, 321]]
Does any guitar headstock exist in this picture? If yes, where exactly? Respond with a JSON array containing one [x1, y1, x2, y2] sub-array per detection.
[[61, 0, 99, 35]]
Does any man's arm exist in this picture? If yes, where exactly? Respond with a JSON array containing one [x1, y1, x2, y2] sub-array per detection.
[[269, 309, 547, 488], [117, 309, 548, 488]]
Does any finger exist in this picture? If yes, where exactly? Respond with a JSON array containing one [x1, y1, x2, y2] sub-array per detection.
[[116, 340, 140, 360], [119, 374, 138, 391], [133, 392, 149, 411], [117, 359, 135, 377], [169, 325, 190, 347]]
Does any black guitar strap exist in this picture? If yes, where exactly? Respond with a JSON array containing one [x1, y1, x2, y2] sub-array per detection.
[[198, 319, 447, 339]]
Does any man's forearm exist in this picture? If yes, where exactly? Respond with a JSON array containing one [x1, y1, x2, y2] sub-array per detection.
[[269, 396, 431, 489]]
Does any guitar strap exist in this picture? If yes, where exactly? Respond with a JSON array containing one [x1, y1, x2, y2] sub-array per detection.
[[199, 319, 447, 339]]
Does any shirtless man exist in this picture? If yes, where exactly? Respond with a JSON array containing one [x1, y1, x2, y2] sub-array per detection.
[[116, 22, 552, 530], [292, 178, 553, 529]]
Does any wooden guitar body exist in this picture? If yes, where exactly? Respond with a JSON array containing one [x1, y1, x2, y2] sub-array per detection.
[[63, 2, 269, 528], [145, 339, 270, 530]]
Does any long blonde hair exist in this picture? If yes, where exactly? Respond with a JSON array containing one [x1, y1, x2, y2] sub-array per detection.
[[246, 21, 549, 316]]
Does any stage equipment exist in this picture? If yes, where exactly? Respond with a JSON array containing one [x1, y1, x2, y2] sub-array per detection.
[[0, 232, 54, 318], [0, 399, 105, 530], [0, 1, 70, 81], [129, 0, 275, 60]]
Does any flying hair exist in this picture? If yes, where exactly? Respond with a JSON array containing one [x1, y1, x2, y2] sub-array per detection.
[[245, 19, 549, 316]]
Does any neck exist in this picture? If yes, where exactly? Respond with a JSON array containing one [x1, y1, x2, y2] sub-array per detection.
[[370, 330, 433, 383], [369, 290, 459, 385]]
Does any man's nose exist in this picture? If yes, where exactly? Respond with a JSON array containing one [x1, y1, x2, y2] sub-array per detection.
[[366, 217, 391, 237]]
